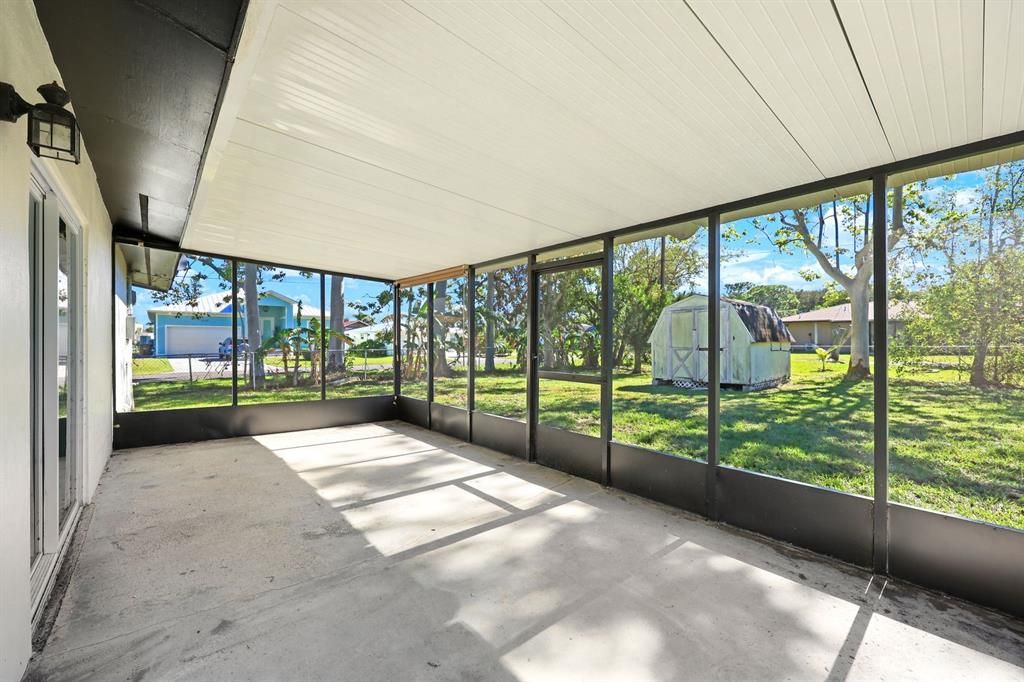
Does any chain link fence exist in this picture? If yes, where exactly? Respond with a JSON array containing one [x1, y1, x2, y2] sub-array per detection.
[[132, 353, 232, 383]]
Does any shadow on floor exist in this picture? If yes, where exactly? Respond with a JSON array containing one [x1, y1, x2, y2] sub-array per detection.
[[27, 421, 1024, 681]]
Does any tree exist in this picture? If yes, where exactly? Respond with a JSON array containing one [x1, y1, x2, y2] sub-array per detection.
[[401, 287, 428, 382], [152, 256, 312, 390], [432, 279, 454, 378], [724, 283, 800, 317], [327, 276, 345, 372], [745, 188, 926, 381], [484, 271, 496, 372], [613, 233, 706, 373], [893, 162, 1024, 387], [475, 264, 528, 371], [242, 262, 265, 389]]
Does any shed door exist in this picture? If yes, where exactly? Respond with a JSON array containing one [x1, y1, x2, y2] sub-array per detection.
[[669, 308, 702, 381], [668, 305, 730, 384]]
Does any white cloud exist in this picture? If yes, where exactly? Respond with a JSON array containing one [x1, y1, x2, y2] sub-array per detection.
[[724, 250, 770, 266], [722, 261, 831, 288]]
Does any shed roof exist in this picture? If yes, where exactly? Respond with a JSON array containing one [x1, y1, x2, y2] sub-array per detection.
[[667, 294, 794, 344], [722, 297, 795, 344]]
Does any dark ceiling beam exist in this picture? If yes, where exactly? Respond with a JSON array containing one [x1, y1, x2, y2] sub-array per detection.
[[34, 0, 247, 245]]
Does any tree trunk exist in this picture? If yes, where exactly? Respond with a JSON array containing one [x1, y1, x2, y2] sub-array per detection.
[[403, 295, 417, 379], [845, 278, 871, 380], [615, 339, 626, 367], [484, 272, 496, 372], [433, 280, 453, 377], [970, 340, 990, 387], [631, 340, 644, 374], [328, 276, 345, 372], [243, 262, 264, 389]]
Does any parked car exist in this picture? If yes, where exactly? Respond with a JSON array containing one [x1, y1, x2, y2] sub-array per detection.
[[135, 334, 154, 357], [219, 337, 248, 360]]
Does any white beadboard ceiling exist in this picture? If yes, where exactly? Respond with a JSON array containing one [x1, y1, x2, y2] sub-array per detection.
[[184, 0, 1024, 281]]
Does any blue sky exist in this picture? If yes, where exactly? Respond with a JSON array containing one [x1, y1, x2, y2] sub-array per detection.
[[718, 171, 985, 291]]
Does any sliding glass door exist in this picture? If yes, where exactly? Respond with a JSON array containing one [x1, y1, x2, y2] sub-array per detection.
[[57, 217, 80, 527], [29, 172, 83, 601]]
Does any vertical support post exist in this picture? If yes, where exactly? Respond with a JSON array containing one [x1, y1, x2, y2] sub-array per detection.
[[427, 281, 434, 430], [393, 283, 401, 399], [467, 266, 476, 440], [706, 212, 721, 520], [231, 258, 238, 406], [872, 172, 889, 575], [526, 254, 538, 462], [600, 237, 614, 486], [320, 274, 327, 401]]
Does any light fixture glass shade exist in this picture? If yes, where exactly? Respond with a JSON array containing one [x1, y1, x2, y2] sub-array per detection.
[[28, 103, 79, 164]]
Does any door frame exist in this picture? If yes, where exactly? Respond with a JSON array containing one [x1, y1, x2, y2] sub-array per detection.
[[28, 159, 86, 619], [528, 252, 609, 482]]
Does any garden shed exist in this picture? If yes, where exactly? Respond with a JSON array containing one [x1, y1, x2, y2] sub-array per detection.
[[649, 294, 794, 391]]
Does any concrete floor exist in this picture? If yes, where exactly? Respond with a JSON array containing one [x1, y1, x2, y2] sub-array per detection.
[[28, 421, 1024, 681]]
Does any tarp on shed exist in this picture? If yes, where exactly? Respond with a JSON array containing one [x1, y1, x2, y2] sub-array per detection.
[[723, 297, 795, 344]]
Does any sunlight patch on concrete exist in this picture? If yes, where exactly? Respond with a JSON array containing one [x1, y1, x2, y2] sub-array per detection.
[[341, 483, 510, 556]]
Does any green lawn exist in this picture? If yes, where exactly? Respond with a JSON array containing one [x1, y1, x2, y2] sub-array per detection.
[[263, 354, 394, 369], [132, 358, 173, 376], [131, 375, 393, 410], [447, 355, 1024, 529], [130, 353, 1023, 529]]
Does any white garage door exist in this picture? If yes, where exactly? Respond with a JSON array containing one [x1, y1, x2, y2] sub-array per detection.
[[165, 326, 227, 356]]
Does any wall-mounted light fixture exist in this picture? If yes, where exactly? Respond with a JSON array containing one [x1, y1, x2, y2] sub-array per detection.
[[0, 80, 80, 164]]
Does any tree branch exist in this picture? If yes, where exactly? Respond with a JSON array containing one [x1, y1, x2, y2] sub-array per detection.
[[787, 210, 854, 288]]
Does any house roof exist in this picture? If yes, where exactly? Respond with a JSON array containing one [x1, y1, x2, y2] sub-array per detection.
[[148, 289, 303, 317], [147, 290, 376, 327], [148, 291, 235, 316], [782, 301, 915, 324]]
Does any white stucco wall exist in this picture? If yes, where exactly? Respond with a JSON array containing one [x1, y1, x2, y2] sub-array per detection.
[[0, 2, 114, 678]]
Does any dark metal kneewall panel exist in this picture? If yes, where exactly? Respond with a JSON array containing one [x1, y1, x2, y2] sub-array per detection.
[[535, 426, 604, 483], [716, 466, 874, 567], [431, 403, 470, 441], [472, 412, 528, 459], [396, 397, 430, 428], [889, 503, 1024, 618], [113, 396, 396, 450], [610, 442, 707, 515]]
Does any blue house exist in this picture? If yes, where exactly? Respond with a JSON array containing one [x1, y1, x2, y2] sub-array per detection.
[[147, 290, 325, 356]]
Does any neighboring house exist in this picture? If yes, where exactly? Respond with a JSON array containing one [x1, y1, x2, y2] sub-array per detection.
[[347, 321, 392, 350], [782, 302, 914, 349], [147, 290, 378, 356]]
